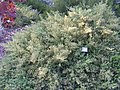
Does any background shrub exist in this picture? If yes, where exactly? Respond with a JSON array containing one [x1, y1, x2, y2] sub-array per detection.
[[52, 0, 120, 17], [0, 2, 120, 90], [24, 0, 51, 13], [52, 0, 104, 13], [16, 0, 120, 17], [15, 3, 40, 27], [112, 0, 120, 17], [19, 0, 120, 17]]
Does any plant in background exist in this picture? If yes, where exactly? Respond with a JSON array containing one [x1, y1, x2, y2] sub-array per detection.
[[0, 0, 16, 28], [0, 0, 40, 44], [52, 0, 103, 13], [0, 2, 120, 90], [51, 0, 120, 16], [0, 0, 26, 28], [24, 0, 51, 14], [15, 3, 40, 27], [39, 0, 54, 6], [113, 0, 120, 16]]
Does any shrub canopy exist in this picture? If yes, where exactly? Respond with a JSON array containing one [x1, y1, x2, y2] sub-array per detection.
[[0, 2, 120, 90]]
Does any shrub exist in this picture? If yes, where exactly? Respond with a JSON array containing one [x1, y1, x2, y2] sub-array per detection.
[[52, 0, 103, 13], [24, 0, 51, 13], [15, 3, 40, 27], [0, 2, 120, 89], [112, 0, 120, 17], [52, 0, 120, 17]]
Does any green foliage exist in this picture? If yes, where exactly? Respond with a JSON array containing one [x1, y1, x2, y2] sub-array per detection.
[[106, 0, 120, 17], [24, 0, 51, 13], [113, 1, 120, 17], [15, 4, 40, 27], [52, 0, 67, 12], [0, 2, 120, 90], [52, 0, 120, 17], [52, 0, 103, 13]]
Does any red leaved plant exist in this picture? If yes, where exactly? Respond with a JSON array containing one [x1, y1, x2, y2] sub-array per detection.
[[0, 0, 26, 28]]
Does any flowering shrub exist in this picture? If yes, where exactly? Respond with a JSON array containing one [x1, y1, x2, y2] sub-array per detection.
[[0, 0, 26, 28]]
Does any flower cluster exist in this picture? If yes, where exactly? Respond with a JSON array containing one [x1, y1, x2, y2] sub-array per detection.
[[0, 0, 26, 28]]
